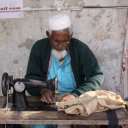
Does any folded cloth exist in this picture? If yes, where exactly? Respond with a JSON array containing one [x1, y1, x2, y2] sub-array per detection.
[[56, 90, 125, 116]]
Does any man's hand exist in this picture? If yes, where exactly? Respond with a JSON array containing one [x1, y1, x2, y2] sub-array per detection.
[[40, 88, 55, 104], [59, 94, 76, 102]]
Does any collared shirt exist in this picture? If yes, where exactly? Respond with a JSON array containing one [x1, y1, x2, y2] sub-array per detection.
[[47, 52, 76, 94]]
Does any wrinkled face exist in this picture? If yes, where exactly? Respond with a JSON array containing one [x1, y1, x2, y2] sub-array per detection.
[[47, 29, 71, 51]]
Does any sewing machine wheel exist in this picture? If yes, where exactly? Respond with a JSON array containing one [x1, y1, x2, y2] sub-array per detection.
[[1, 72, 10, 96]]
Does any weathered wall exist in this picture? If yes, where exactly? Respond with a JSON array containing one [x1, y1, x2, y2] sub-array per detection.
[[0, 0, 128, 98]]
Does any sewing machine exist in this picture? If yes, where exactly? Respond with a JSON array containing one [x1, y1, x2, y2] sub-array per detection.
[[1, 73, 128, 128], [1, 72, 58, 111]]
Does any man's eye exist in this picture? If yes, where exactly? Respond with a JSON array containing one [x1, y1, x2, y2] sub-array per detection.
[[52, 40, 68, 45], [53, 41, 58, 44], [62, 40, 68, 43]]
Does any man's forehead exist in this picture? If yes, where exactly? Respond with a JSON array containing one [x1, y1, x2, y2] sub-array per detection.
[[51, 30, 70, 37]]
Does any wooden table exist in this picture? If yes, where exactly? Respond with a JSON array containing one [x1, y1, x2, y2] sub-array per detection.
[[0, 96, 128, 125]]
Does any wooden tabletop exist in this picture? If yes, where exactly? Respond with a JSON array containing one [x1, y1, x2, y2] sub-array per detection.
[[0, 96, 128, 125]]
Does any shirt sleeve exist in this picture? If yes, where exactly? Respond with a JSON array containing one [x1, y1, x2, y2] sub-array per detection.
[[25, 42, 44, 96], [71, 44, 104, 97]]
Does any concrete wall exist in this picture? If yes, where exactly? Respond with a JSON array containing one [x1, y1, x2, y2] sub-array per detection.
[[0, 0, 128, 98]]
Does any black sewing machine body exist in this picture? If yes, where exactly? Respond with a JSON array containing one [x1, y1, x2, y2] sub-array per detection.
[[1, 72, 56, 111]]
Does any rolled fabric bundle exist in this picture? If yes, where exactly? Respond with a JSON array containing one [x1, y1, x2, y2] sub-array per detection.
[[56, 90, 125, 116]]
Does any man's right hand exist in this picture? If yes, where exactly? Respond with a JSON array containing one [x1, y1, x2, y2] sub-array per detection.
[[40, 88, 55, 104]]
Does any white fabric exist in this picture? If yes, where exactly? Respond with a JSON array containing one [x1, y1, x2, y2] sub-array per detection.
[[56, 90, 125, 116], [48, 14, 71, 31]]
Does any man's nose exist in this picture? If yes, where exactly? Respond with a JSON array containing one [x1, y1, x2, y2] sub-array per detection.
[[58, 42, 62, 46], [58, 43, 63, 49]]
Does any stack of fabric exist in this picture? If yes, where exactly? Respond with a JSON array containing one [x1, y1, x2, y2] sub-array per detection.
[[56, 90, 125, 116]]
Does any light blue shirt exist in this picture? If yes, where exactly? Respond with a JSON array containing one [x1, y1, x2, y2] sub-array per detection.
[[47, 52, 76, 94], [33, 54, 75, 128]]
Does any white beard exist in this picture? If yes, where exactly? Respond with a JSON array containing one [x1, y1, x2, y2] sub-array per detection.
[[51, 49, 67, 60]]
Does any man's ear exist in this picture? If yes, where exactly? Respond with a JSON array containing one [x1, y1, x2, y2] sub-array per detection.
[[46, 31, 50, 38], [69, 32, 73, 40]]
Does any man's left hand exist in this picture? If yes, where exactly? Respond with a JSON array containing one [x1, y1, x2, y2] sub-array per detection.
[[59, 94, 76, 102]]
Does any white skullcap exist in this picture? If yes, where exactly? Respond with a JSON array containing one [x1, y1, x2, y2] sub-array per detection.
[[48, 14, 71, 31]]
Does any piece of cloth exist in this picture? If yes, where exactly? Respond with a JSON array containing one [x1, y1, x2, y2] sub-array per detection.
[[56, 90, 125, 116], [58, 125, 71, 128], [32, 125, 71, 128], [107, 110, 118, 127], [32, 124, 57, 128], [48, 14, 71, 31], [25, 38, 104, 97], [47, 52, 76, 94]]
